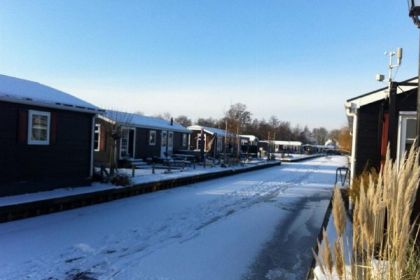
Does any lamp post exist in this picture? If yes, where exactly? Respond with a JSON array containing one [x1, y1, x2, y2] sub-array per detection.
[[408, 0, 420, 147]]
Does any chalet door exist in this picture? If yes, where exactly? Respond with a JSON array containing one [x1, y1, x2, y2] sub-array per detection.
[[196, 134, 206, 151], [167, 131, 174, 156], [120, 127, 135, 159], [161, 131, 168, 158]]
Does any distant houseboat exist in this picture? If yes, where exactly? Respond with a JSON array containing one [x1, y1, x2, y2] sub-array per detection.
[[258, 140, 302, 154], [239, 135, 259, 156], [0, 74, 102, 196]]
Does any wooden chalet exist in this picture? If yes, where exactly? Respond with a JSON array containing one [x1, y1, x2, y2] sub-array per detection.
[[187, 125, 235, 158], [239, 135, 259, 156], [94, 111, 191, 166], [258, 140, 302, 154], [0, 74, 101, 196], [345, 77, 419, 216], [345, 77, 417, 178]]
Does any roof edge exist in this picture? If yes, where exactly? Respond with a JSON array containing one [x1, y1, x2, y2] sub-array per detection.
[[0, 95, 103, 114]]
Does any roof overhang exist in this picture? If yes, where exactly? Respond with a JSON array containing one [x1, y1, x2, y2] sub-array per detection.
[[99, 113, 191, 133], [345, 77, 418, 109], [344, 77, 418, 129], [0, 95, 103, 114]]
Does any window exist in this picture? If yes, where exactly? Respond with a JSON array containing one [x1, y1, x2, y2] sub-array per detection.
[[94, 124, 101, 151], [182, 133, 188, 147], [168, 131, 173, 148], [28, 110, 50, 145], [397, 111, 416, 166], [217, 136, 223, 152], [149, 130, 156, 145]]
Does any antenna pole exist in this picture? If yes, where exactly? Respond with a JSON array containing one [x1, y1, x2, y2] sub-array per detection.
[[417, 32, 420, 149]]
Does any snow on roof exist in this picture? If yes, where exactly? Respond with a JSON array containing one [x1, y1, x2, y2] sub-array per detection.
[[103, 110, 190, 133], [239, 135, 259, 142], [187, 125, 234, 136], [345, 76, 418, 109], [260, 140, 302, 146], [344, 76, 418, 130], [0, 74, 101, 113]]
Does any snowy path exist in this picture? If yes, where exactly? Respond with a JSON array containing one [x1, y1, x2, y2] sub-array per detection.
[[0, 156, 347, 280]]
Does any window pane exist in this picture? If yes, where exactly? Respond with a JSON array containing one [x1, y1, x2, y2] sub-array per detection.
[[162, 132, 167, 146], [31, 114, 49, 141], [182, 134, 187, 147], [406, 119, 416, 140], [32, 127, 47, 141], [149, 131, 156, 145], [33, 115, 48, 127]]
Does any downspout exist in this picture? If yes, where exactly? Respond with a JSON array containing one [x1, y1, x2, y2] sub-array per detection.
[[90, 115, 95, 178], [346, 102, 358, 184]]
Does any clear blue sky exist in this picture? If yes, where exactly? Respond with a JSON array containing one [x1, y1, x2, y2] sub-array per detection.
[[0, 1, 418, 129]]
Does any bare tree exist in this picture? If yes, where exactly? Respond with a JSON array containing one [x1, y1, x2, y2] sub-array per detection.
[[175, 115, 192, 127], [103, 110, 133, 175], [338, 126, 352, 152], [196, 117, 218, 128], [224, 103, 252, 133], [155, 112, 172, 121], [312, 127, 329, 145]]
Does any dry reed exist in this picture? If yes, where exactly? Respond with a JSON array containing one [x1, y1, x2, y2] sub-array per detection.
[[313, 145, 420, 280]]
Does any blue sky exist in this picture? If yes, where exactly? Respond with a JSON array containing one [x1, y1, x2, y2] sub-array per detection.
[[0, 1, 418, 129]]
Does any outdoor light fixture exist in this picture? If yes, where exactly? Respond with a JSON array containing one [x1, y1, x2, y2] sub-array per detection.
[[408, 0, 420, 148], [409, 0, 420, 27]]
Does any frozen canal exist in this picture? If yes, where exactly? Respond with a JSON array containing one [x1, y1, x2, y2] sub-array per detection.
[[0, 156, 347, 280]]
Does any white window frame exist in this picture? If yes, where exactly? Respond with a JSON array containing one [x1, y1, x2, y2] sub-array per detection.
[[149, 130, 157, 146], [396, 111, 416, 167], [94, 124, 101, 151], [28, 110, 51, 145]]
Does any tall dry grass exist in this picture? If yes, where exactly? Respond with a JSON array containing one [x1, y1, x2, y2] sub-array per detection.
[[314, 145, 420, 280]]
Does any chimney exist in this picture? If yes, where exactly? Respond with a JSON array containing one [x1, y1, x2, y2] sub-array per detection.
[[170, 117, 173, 126]]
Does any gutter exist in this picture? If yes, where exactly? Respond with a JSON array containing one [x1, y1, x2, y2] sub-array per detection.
[[345, 102, 358, 184]]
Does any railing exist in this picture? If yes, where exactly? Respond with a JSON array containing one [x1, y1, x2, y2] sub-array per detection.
[[335, 167, 350, 187]]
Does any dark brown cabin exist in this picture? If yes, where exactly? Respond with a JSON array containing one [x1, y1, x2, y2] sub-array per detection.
[[0, 74, 101, 196], [345, 76, 419, 218], [94, 111, 191, 167], [187, 125, 235, 158]]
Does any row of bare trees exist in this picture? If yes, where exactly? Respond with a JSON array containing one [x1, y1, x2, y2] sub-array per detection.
[[157, 103, 351, 148]]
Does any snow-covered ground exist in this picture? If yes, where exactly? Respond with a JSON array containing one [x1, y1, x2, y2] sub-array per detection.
[[0, 156, 347, 280], [0, 160, 272, 207]]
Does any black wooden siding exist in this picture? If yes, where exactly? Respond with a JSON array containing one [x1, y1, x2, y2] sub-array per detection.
[[355, 102, 382, 175], [0, 101, 94, 196], [94, 120, 190, 164], [134, 127, 162, 159], [134, 129, 189, 158], [173, 132, 188, 151], [354, 88, 417, 176]]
